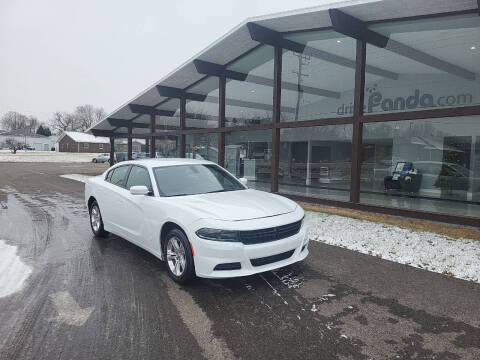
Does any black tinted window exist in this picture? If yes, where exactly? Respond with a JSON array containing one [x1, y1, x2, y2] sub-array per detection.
[[153, 164, 244, 197], [126, 166, 152, 191], [110, 166, 130, 187]]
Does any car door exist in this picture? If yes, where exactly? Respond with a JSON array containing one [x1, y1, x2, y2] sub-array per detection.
[[100, 165, 131, 237], [122, 165, 155, 248]]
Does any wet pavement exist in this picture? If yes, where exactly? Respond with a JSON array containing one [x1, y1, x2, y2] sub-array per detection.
[[0, 162, 479, 360]]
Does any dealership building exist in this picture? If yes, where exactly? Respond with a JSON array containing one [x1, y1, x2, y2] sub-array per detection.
[[89, 0, 480, 226]]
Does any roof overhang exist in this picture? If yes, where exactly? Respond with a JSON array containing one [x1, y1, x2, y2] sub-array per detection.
[[89, 0, 479, 136]]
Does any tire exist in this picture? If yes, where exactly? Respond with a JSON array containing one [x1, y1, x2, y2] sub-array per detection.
[[93, 159, 97, 163], [163, 228, 195, 284], [89, 201, 109, 237]]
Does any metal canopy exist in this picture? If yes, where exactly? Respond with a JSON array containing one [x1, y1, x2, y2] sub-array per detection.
[[88, 0, 479, 136]]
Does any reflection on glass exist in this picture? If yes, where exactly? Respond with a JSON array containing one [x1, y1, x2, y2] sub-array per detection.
[[186, 133, 218, 163], [360, 116, 480, 217], [279, 125, 352, 200], [156, 98, 181, 130], [364, 14, 480, 114], [225, 130, 272, 191], [281, 31, 356, 121], [155, 136, 178, 158], [186, 77, 219, 129], [225, 46, 274, 127]]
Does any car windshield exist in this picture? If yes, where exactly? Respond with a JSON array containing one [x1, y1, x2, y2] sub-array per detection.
[[153, 164, 245, 197]]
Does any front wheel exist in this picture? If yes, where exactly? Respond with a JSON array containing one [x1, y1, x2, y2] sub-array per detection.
[[164, 229, 195, 284], [89, 201, 109, 237], [92, 159, 97, 163]]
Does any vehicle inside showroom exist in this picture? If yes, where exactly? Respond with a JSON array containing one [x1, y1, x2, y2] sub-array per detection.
[[89, 0, 480, 226]]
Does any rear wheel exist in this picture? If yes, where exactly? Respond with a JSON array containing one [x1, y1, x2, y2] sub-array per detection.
[[89, 201, 108, 237], [92, 158, 97, 163], [164, 229, 195, 284]]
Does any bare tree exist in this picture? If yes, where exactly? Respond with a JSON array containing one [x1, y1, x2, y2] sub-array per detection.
[[1, 111, 28, 131], [50, 111, 74, 133], [5, 138, 23, 154]]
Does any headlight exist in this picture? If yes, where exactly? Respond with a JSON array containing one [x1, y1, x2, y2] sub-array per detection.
[[195, 228, 239, 242]]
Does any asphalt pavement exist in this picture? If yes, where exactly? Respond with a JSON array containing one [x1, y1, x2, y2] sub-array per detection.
[[0, 162, 479, 360]]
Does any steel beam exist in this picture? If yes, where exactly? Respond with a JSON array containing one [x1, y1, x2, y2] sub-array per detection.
[[246, 22, 398, 80], [150, 114, 156, 158], [128, 104, 176, 117], [109, 137, 115, 166], [350, 40, 366, 204], [194, 59, 340, 98], [179, 97, 186, 158], [271, 46, 282, 193], [218, 76, 226, 166], [329, 9, 476, 80], [127, 126, 133, 160]]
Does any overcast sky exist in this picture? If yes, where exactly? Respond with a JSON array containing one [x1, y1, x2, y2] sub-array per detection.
[[0, 0, 342, 124]]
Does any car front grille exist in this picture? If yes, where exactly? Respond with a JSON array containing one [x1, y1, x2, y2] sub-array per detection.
[[250, 249, 295, 267], [238, 220, 302, 245]]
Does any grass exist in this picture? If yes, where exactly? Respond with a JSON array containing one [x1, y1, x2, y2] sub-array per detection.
[[299, 202, 480, 241]]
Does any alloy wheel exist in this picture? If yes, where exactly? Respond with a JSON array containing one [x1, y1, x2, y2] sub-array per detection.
[[166, 236, 186, 277]]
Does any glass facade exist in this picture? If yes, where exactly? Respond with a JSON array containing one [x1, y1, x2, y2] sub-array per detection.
[[225, 46, 274, 127], [107, 11, 480, 225], [279, 125, 352, 200], [186, 77, 219, 129], [360, 117, 480, 217], [225, 130, 271, 192], [155, 136, 178, 158], [281, 31, 356, 121], [364, 14, 480, 114], [157, 98, 181, 130], [186, 133, 218, 163]]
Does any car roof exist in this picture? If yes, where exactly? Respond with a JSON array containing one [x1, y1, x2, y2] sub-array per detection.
[[115, 158, 215, 168]]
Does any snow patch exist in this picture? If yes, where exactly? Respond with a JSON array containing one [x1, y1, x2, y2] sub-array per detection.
[[60, 174, 94, 183], [305, 211, 480, 283], [0, 240, 32, 298]]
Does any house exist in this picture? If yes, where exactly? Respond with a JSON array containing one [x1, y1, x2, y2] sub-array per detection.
[[0, 129, 57, 151], [57, 131, 110, 153]]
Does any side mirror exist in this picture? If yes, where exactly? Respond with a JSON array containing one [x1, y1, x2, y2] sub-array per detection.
[[239, 177, 248, 187], [130, 185, 150, 196]]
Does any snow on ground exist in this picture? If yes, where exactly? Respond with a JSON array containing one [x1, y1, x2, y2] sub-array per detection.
[[0, 150, 100, 163], [60, 174, 95, 183], [56, 172, 480, 283], [305, 211, 480, 283], [0, 240, 32, 298]]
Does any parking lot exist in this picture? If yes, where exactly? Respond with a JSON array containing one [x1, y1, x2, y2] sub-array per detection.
[[1, 162, 480, 360]]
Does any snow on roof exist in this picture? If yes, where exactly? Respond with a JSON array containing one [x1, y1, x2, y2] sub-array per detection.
[[64, 131, 109, 144]]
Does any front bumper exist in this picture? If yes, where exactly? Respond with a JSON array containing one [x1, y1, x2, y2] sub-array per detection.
[[190, 210, 309, 278]]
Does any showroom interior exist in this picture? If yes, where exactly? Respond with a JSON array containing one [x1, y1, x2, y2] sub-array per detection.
[[90, 1, 480, 226]]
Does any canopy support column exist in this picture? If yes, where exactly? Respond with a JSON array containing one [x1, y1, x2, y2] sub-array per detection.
[[127, 127, 133, 160], [150, 114, 156, 158], [109, 137, 115, 166]]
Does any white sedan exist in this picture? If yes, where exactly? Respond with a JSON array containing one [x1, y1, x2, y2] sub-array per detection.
[[84, 159, 309, 283]]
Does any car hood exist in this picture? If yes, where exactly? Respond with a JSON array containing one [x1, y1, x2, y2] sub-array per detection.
[[168, 189, 297, 221]]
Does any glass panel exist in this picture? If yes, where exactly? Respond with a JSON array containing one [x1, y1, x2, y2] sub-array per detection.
[[281, 31, 356, 121], [155, 136, 178, 158], [225, 46, 274, 127], [110, 166, 130, 187], [126, 166, 152, 192], [186, 133, 218, 163], [186, 77, 219, 129], [279, 125, 352, 200], [360, 116, 480, 218], [225, 129, 272, 191], [156, 98, 180, 130], [364, 14, 480, 115]]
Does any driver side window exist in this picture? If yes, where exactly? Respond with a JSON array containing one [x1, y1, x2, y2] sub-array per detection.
[[126, 166, 153, 193]]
